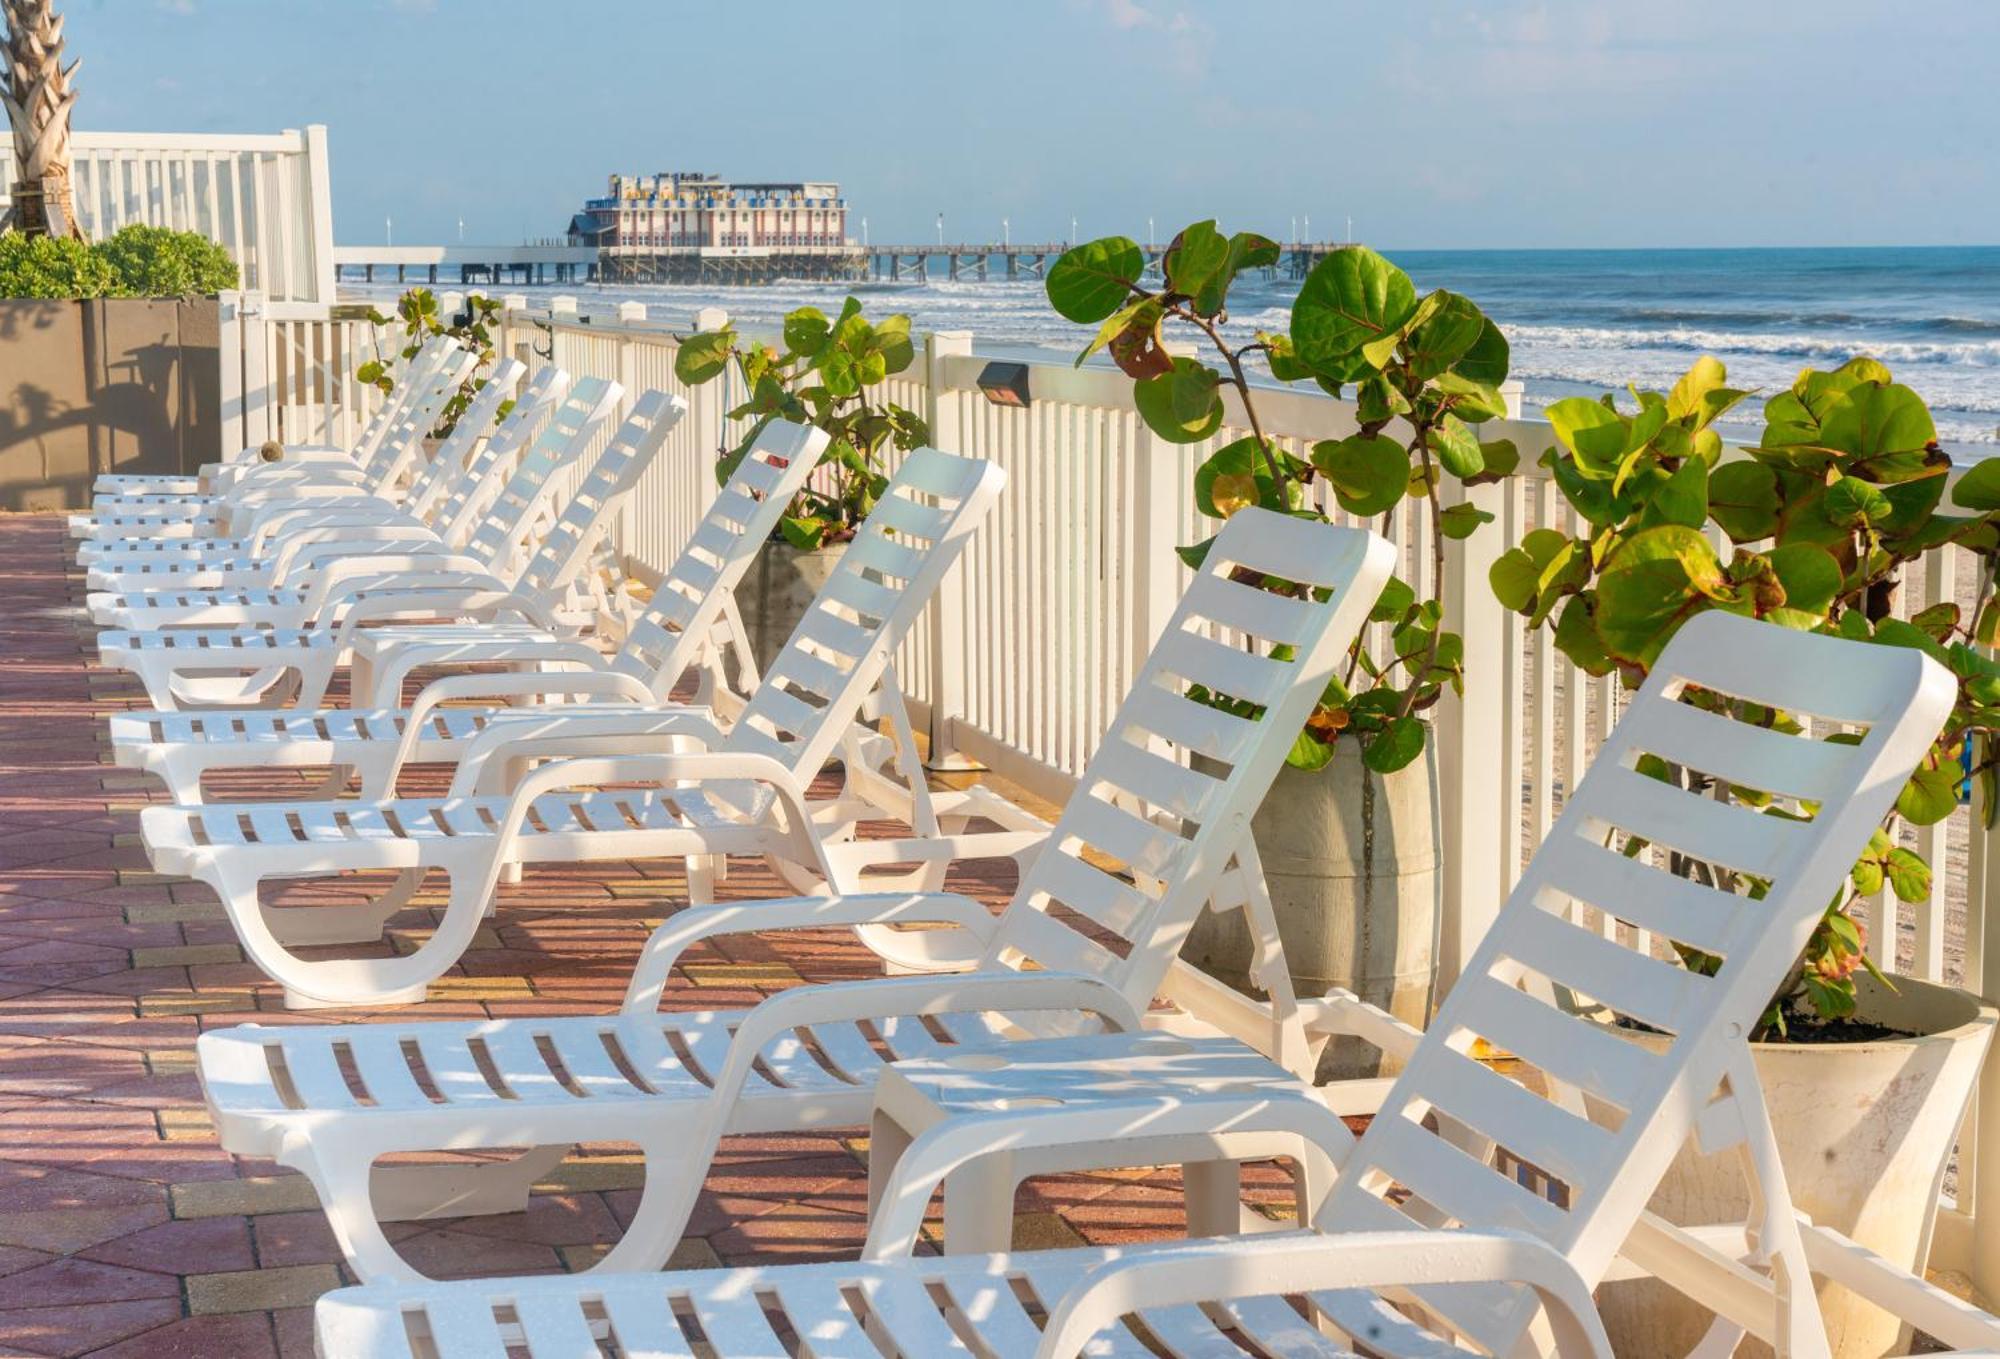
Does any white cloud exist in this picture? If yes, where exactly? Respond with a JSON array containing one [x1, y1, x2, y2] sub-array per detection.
[[156, 0, 196, 14], [1103, 0, 1152, 29]]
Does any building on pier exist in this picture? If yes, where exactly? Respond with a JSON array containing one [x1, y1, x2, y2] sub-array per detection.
[[568, 171, 867, 284]]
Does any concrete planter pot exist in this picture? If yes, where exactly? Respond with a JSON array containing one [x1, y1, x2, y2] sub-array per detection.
[[738, 539, 846, 674], [1597, 974, 1997, 1357], [0, 296, 220, 509], [1180, 739, 1441, 1080]]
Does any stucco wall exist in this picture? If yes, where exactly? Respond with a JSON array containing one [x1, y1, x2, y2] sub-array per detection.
[[0, 298, 220, 511]]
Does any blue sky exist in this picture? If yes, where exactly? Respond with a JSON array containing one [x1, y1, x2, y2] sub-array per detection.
[[65, 0, 2000, 250]]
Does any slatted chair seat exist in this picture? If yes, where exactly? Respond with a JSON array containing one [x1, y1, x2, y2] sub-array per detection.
[[83, 362, 547, 601], [317, 1232, 1618, 1359], [189, 508, 1391, 1284], [86, 371, 600, 633], [107, 421, 831, 804], [76, 361, 555, 579], [71, 340, 474, 541], [92, 384, 656, 713], [89, 338, 459, 502], [201, 1002, 1029, 1160]]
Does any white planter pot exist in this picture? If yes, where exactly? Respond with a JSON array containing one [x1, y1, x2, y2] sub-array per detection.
[[1597, 974, 1996, 1357], [1180, 743, 1440, 1079], [738, 540, 845, 674]]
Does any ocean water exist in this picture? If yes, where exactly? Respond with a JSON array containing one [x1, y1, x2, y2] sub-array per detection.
[[353, 245, 2000, 446]]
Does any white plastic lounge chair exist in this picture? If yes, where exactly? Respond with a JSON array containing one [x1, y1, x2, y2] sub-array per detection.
[[189, 508, 1390, 1276], [82, 367, 589, 632], [82, 359, 538, 608], [309, 611, 1969, 1359], [93, 381, 643, 712], [80, 365, 570, 591], [157, 447, 1006, 1010], [73, 341, 478, 541], [88, 335, 455, 500], [107, 419, 830, 803], [839, 611, 1976, 1357]]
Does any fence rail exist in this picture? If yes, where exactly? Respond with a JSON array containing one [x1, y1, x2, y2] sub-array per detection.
[[3, 128, 338, 304], [217, 291, 2000, 1296]]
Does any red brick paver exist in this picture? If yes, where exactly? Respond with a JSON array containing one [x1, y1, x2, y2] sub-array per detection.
[[0, 513, 1284, 1356]]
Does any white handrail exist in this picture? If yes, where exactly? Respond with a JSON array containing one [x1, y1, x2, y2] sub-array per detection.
[[1, 125, 337, 304]]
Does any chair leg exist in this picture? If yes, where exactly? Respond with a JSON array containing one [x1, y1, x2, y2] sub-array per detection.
[[586, 1119, 714, 1275], [1183, 1160, 1242, 1238], [942, 1154, 1017, 1254], [370, 1144, 572, 1222], [217, 853, 494, 1009], [287, 1137, 425, 1284], [261, 867, 422, 947]]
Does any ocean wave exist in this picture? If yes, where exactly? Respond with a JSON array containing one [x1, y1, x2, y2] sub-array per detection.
[[1504, 323, 2000, 368]]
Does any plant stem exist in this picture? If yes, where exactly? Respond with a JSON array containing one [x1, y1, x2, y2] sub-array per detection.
[[1395, 407, 1449, 724], [1181, 306, 1285, 497]]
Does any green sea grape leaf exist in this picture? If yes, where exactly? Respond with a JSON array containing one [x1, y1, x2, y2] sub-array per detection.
[[1823, 475, 1894, 527], [1952, 458, 2000, 512], [783, 306, 830, 355], [1363, 716, 1426, 774], [1290, 246, 1418, 370], [1431, 415, 1485, 479], [1135, 357, 1225, 444], [1545, 397, 1629, 475], [1593, 525, 1737, 668], [1195, 437, 1296, 518], [674, 328, 735, 384], [1438, 502, 1494, 540], [1401, 290, 1487, 380], [1641, 458, 1710, 530], [1766, 543, 1843, 615], [1450, 316, 1511, 387], [1047, 236, 1145, 323], [1897, 755, 1962, 826], [1312, 434, 1409, 517]]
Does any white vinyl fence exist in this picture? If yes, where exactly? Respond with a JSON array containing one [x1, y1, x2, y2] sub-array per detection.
[[220, 291, 2000, 1297], [3, 128, 337, 304]]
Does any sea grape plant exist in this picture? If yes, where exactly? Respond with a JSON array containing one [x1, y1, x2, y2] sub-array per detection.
[[1490, 355, 2000, 1033], [674, 297, 928, 549], [358, 287, 508, 435], [1046, 229, 1516, 773]]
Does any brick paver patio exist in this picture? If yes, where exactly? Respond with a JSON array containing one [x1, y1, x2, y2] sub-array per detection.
[[0, 513, 1300, 1357]]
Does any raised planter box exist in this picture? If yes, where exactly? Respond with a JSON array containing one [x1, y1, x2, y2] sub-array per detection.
[[0, 297, 220, 510]]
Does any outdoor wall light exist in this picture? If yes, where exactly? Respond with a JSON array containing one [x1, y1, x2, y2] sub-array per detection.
[[975, 361, 1032, 409]]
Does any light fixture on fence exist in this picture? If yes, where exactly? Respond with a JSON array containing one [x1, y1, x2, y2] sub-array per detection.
[[975, 361, 1032, 410]]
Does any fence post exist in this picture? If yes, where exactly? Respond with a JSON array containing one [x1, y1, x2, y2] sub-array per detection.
[[237, 291, 273, 448], [922, 330, 980, 770], [1128, 420, 1181, 679], [301, 125, 337, 305], [613, 302, 647, 564], [687, 307, 728, 481], [1973, 785, 1999, 1301], [1435, 474, 1511, 995], [216, 290, 245, 460]]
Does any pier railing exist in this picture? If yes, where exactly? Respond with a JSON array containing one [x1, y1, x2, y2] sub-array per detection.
[[1, 128, 338, 304], [220, 289, 2000, 1296]]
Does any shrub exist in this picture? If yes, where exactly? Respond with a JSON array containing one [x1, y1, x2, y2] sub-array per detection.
[[0, 231, 119, 298], [93, 224, 239, 297], [0, 225, 240, 300]]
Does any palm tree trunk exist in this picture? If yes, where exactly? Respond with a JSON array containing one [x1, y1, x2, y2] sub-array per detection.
[[1, 0, 80, 238]]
